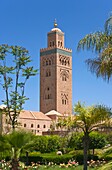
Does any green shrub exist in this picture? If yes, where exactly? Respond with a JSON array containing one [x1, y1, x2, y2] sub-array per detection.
[[20, 155, 43, 165], [101, 147, 112, 161], [72, 153, 98, 165], [32, 135, 61, 153], [102, 153, 112, 161], [20, 152, 99, 165], [104, 147, 112, 155], [20, 152, 74, 165], [0, 151, 11, 161], [42, 154, 73, 164]]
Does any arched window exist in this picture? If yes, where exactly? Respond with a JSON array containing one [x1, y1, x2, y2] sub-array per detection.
[[37, 124, 40, 128], [52, 41, 54, 46], [61, 42, 62, 47], [31, 124, 33, 128], [58, 41, 60, 47], [62, 99, 64, 104], [43, 125, 46, 128], [24, 124, 26, 127], [46, 70, 51, 77], [50, 42, 52, 47], [46, 60, 48, 65], [61, 93, 68, 105], [49, 60, 51, 65], [62, 75, 67, 81], [62, 60, 64, 65]]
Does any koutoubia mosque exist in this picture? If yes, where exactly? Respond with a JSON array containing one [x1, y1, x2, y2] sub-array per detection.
[[40, 20, 72, 115], [0, 21, 72, 135]]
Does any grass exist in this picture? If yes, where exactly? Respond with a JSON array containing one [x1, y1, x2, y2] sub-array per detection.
[[98, 161, 112, 170], [31, 165, 97, 170]]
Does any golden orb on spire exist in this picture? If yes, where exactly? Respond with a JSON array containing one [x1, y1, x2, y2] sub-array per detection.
[[54, 19, 58, 28]]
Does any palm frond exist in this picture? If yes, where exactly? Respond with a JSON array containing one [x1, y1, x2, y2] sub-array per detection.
[[105, 15, 112, 35], [77, 32, 109, 53], [86, 55, 112, 81]]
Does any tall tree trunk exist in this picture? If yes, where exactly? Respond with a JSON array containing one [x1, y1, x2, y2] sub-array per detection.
[[11, 148, 20, 170], [11, 158, 19, 170], [83, 133, 89, 170], [93, 148, 95, 156], [26, 151, 29, 166]]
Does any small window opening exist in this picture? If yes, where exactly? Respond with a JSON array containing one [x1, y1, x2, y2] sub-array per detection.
[[31, 124, 33, 128], [43, 125, 46, 128]]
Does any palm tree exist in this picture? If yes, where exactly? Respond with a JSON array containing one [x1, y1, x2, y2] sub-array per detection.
[[77, 14, 112, 81], [6, 130, 34, 170], [0, 134, 10, 159], [73, 102, 112, 170]]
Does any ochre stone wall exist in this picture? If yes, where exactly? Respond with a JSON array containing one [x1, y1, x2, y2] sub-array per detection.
[[40, 27, 72, 115]]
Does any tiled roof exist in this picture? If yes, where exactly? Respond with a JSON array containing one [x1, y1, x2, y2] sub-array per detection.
[[19, 110, 51, 120]]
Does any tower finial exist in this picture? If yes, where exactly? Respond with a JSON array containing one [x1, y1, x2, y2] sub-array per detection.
[[54, 19, 58, 28]]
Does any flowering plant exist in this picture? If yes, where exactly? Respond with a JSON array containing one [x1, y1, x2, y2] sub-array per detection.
[[87, 159, 106, 168]]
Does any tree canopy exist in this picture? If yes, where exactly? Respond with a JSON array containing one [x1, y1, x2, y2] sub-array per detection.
[[0, 44, 37, 130], [77, 14, 112, 81], [74, 102, 112, 170]]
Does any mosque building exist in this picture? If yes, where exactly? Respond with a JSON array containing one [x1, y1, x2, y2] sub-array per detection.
[[0, 21, 72, 135]]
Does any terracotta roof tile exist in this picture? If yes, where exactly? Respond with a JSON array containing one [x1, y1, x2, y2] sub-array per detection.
[[19, 110, 51, 120]]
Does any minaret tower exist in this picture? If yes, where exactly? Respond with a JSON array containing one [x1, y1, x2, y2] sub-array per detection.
[[40, 21, 72, 115]]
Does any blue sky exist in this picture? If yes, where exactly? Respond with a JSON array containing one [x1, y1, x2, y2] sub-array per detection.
[[0, 0, 112, 111]]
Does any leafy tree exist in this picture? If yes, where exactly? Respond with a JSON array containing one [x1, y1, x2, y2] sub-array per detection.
[[56, 116, 74, 131], [32, 135, 61, 153], [106, 132, 112, 145], [77, 14, 112, 81], [67, 132, 83, 150], [89, 131, 107, 155], [34, 136, 48, 153], [47, 135, 60, 152], [58, 136, 69, 154], [67, 131, 107, 155], [73, 102, 111, 170], [55, 102, 111, 170], [0, 44, 37, 130]]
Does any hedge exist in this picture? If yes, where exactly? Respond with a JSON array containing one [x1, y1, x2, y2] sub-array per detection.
[[20, 154, 73, 165]]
